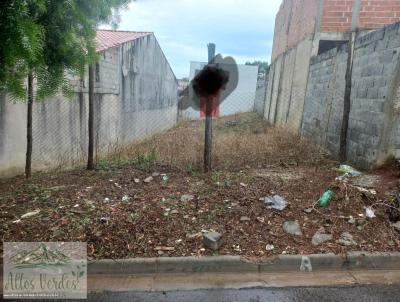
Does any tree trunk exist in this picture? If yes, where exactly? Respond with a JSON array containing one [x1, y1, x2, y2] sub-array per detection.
[[25, 72, 33, 178], [87, 65, 94, 170], [87, 65, 95, 170]]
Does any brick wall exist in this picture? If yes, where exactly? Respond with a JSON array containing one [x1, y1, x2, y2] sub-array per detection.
[[359, 0, 400, 28], [272, 0, 400, 60], [320, 0, 354, 32]]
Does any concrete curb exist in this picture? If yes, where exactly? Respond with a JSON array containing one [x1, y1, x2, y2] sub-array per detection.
[[88, 252, 400, 275]]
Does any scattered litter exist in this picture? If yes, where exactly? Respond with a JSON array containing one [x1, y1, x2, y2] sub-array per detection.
[[122, 195, 131, 202], [304, 208, 313, 214], [12, 219, 22, 224], [353, 186, 377, 195], [261, 195, 287, 211], [100, 217, 110, 223], [233, 244, 241, 252], [104, 198, 110, 203], [336, 165, 362, 177], [199, 248, 206, 252], [181, 194, 194, 202], [144, 176, 153, 183], [365, 207, 376, 219], [240, 183, 248, 187], [392, 221, 400, 231], [155, 246, 175, 251], [256, 217, 265, 223], [21, 209, 41, 219], [134, 178, 140, 183], [240, 216, 251, 222], [162, 175, 169, 182], [114, 183, 122, 188], [175, 239, 182, 244], [203, 231, 223, 250], [318, 190, 333, 207], [73, 204, 80, 208], [187, 232, 202, 239], [265, 244, 274, 251], [348, 216, 356, 224]]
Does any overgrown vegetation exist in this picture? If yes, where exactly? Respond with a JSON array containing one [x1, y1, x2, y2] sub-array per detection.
[[106, 113, 329, 172]]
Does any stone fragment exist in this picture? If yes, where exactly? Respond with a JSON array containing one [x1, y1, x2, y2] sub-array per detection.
[[283, 221, 302, 236], [203, 231, 223, 251]]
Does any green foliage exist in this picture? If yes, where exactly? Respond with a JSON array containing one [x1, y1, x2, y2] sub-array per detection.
[[0, 0, 131, 100], [245, 60, 270, 74]]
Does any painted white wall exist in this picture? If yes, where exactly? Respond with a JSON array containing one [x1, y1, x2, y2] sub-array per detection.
[[181, 61, 258, 119]]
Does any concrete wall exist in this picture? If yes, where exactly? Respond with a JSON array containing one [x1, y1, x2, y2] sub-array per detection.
[[182, 62, 258, 119], [0, 34, 178, 177], [264, 38, 313, 131], [302, 23, 400, 168]]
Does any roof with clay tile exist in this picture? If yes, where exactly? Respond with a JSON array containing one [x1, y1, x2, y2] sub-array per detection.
[[96, 30, 152, 52]]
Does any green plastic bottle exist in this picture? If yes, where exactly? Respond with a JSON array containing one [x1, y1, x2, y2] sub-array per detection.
[[319, 190, 334, 207]]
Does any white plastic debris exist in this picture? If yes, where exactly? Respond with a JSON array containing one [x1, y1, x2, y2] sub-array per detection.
[[20, 210, 41, 219], [261, 195, 287, 211], [353, 186, 377, 195], [365, 207, 376, 219], [337, 165, 362, 176], [134, 178, 140, 183], [144, 176, 153, 183], [122, 195, 131, 202], [265, 244, 274, 251]]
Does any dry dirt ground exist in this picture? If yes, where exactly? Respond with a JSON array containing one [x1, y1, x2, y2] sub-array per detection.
[[1, 113, 399, 260]]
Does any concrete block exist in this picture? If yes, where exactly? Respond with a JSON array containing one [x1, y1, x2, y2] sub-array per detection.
[[203, 231, 223, 251]]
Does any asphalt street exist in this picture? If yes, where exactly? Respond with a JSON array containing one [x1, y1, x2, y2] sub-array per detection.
[[88, 285, 400, 302]]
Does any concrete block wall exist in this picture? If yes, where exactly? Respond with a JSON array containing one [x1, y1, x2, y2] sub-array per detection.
[[349, 22, 400, 166], [301, 45, 348, 157], [302, 23, 400, 168]]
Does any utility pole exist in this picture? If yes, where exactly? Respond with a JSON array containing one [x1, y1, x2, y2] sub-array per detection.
[[204, 43, 215, 172], [339, 0, 361, 162]]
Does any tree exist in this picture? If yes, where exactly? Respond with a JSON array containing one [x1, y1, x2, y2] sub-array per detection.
[[0, 0, 131, 177], [245, 61, 270, 74]]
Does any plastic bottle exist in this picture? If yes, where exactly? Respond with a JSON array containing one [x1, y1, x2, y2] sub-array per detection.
[[318, 190, 334, 207]]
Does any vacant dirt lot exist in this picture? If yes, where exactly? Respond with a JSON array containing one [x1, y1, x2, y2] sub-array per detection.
[[1, 113, 399, 260]]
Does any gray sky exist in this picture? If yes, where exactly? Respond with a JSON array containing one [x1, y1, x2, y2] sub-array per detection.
[[116, 0, 282, 78]]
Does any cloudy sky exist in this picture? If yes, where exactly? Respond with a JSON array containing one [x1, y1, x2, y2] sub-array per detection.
[[116, 0, 282, 78]]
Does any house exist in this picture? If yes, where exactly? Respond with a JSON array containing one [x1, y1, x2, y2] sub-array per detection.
[[0, 30, 178, 177]]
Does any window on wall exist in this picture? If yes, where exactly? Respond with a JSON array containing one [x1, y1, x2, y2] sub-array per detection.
[[95, 63, 100, 82], [318, 40, 348, 55]]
